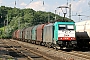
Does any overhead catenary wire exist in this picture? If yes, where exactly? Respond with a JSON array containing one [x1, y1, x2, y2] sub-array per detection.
[[24, 0, 33, 8], [24, 0, 44, 8], [72, 0, 90, 15]]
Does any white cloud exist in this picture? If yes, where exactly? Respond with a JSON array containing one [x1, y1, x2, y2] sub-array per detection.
[[0, 0, 2, 3], [18, 0, 89, 22], [0, 0, 2, 4], [71, 0, 88, 13], [56, 0, 88, 15], [20, 2, 27, 6], [69, 0, 90, 22], [25, 1, 48, 11]]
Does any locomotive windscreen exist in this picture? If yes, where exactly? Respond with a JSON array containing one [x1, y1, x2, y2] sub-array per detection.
[[67, 25, 74, 30], [58, 25, 66, 30], [58, 25, 74, 30]]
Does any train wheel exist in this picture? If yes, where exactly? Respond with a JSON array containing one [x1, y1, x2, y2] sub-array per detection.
[[55, 46, 59, 51], [41, 42, 45, 46], [45, 43, 47, 47], [47, 44, 51, 48], [54, 45, 60, 51], [52, 44, 56, 49], [49, 43, 52, 48]]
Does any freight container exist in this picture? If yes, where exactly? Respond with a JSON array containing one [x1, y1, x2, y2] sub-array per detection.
[[12, 30, 17, 39], [31, 25, 38, 43], [16, 29, 20, 40], [24, 27, 33, 42], [22, 28, 27, 41], [19, 28, 26, 41], [43, 23, 53, 43], [36, 24, 45, 44]]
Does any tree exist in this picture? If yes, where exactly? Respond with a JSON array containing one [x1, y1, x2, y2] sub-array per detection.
[[0, 6, 74, 38]]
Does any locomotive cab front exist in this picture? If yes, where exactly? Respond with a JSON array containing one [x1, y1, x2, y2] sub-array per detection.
[[53, 22, 77, 49]]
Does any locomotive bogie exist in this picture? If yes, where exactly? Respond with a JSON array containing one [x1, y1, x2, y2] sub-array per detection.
[[57, 40, 77, 49]]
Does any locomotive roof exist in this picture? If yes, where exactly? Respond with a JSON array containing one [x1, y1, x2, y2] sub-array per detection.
[[54, 22, 75, 25]]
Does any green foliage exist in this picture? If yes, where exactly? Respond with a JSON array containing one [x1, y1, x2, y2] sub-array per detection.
[[0, 27, 3, 38], [0, 6, 74, 39]]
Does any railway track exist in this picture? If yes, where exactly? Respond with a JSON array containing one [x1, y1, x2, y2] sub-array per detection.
[[54, 50, 90, 60], [67, 51, 90, 60], [10, 39, 90, 60], [0, 39, 54, 60], [0, 39, 90, 60]]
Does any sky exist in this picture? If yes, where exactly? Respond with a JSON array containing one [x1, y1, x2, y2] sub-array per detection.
[[0, 0, 90, 22]]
